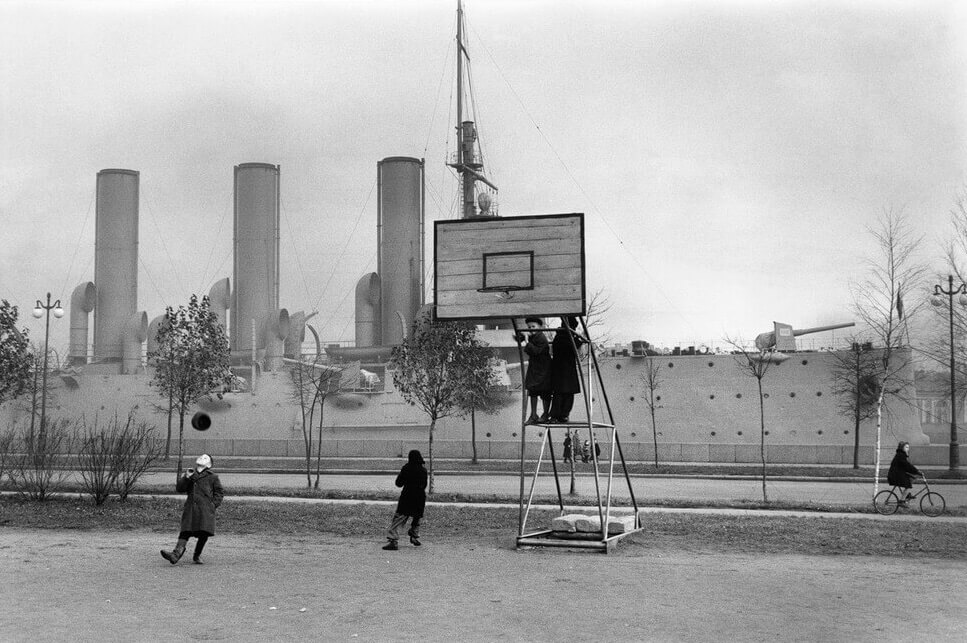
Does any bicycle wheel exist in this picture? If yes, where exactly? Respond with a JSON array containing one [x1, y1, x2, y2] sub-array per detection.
[[920, 492, 946, 517], [873, 490, 900, 515]]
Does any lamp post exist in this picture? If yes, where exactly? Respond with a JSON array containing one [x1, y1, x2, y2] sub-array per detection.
[[32, 292, 64, 437], [930, 275, 967, 475]]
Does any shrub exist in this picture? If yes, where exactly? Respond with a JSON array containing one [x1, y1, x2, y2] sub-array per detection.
[[112, 416, 162, 501], [76, 414, 163, 505], [8, 419, 74, 501], [0, 424, 14, 482]]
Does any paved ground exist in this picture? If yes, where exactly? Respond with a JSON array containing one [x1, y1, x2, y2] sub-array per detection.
[[2, 528, 966, 642], [138, 470, 967, 510]]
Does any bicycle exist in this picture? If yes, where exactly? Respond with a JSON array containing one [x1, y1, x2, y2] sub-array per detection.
[[873, 476, 946, 517]]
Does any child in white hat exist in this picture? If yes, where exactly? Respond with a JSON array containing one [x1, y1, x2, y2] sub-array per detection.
[[161, 454, 224, 565]]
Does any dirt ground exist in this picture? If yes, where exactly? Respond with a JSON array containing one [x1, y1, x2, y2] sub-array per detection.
[[1, 528, 965, 642]]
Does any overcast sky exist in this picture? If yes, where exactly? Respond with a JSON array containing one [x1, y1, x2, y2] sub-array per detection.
[[2, 0, 966, 353]]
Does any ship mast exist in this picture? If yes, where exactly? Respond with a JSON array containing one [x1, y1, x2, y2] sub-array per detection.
[[449, 0, 497, 218]]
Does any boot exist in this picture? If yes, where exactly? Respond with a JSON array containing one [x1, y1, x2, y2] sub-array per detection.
[[192, 538, 207, 564], [161, 540, 187, 565], [382, 540, 399, 551], [408, 529, 421, 547]]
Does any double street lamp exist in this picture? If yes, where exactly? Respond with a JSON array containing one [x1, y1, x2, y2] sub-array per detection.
[[32, 292, 64, 437], [930, 275, 967, 475]]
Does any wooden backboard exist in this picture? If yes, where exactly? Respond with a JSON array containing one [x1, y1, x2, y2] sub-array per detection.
[[433, 213, 586, 320]]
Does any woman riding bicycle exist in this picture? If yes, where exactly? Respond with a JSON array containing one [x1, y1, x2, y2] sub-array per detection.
[[887, 441, 922, 506]]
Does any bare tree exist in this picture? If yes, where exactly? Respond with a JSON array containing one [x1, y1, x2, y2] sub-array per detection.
[[289, 357, 344, 488], [455, 360, 508, 465], [852, 208, 926, 494], [829, 338, 881, 469], [640, 356, 663, 468], [726, 337, 786, 502], [584, 288, 613, 355]]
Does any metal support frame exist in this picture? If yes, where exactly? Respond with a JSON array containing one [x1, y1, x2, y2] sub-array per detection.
[[511, 316, 641, 553]]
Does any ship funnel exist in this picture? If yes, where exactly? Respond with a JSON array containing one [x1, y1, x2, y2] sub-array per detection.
[[93, 169, 139, 364], [377, 157, 424, 346], [755, 321, 855, 351], [69, 281, 96, 365], [231, 163, 280, 361], [208, 277, 231, 331], [354, 273, 381, 348]]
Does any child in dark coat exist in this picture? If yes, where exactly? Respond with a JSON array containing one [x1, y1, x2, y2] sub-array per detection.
[[515, 317, 552, 424], [161, 454, 224, 565], [383, 450, 428, 551], [887, 441, 922, 506], [548, 316, 585, 423]]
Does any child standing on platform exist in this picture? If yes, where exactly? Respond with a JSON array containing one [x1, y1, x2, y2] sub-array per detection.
[[516, 317, 552, 424]]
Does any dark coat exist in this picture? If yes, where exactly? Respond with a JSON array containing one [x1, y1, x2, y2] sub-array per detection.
[[176, 469, 224, 536], [523, 331, 552, 394], [887, 449, 921, 488], [395, 461, 428, 518], [550, 326, 585, 394]]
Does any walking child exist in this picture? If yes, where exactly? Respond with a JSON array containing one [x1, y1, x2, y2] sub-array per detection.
[[160, 454, 224, 565], [383, 450, 428, 550]]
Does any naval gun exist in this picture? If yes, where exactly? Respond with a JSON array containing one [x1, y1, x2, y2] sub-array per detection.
[[754, 321, 855, 352]]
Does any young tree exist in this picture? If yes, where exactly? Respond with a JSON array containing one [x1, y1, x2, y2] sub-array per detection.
[[148, 295, 234, 475], [455, 357, 506, 464], [584, 288, 613, 355], [391, 311, 495, 493], [726, 337, 786, 502], [0, 300, 31, 406], [852, 208, 926, 494], [290, 357, 344, 488], [829, 340, 881, 469], [640, 356, 663, 468]]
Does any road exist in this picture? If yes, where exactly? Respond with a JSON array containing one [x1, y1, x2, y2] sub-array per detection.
[[137, 470, 967, 510]]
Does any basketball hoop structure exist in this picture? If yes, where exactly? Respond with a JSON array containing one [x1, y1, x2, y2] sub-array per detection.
[[434, 213, 642, 552], [476, 285, 526, 300]]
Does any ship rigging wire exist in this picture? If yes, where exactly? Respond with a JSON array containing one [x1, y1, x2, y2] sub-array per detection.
[[141, 186, 188, 304], [59, 190, 95, 301], [310, 178, 377, 316], [280, 195, 315, 308], [468, 20, 701, 340], [196, 189, 233, 296]]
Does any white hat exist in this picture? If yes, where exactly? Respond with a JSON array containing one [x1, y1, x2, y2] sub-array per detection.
[[195, 454, 212, 470]]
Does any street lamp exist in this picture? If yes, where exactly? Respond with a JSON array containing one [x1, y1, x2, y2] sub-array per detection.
[[930, 275, 967, 475], [32, 293, 64, 437]]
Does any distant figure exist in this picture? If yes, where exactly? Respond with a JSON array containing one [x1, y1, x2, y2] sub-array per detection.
[[515, 317, 552, 424], [581, 439, 591, 463], [887, 441, 922, 506], [383, 450, 428, 550], [160, 454, 224, 565], [563, 434, 573, 463], [548, 316, 585, 423]]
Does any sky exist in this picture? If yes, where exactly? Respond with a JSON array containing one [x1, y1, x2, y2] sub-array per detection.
[[2, 0, 966, 355]]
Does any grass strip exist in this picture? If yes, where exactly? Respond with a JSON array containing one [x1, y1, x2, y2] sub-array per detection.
[[1, 496, 963, 559]]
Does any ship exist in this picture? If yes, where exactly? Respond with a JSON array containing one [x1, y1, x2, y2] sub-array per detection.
[[1, 2, 937, 468]]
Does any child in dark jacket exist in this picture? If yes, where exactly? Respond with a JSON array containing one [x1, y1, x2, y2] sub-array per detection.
[[161, 454, 224, 565], [887, 441, 922, 506], [382, 450, 428, 551], [515, 317, 552, 424]]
